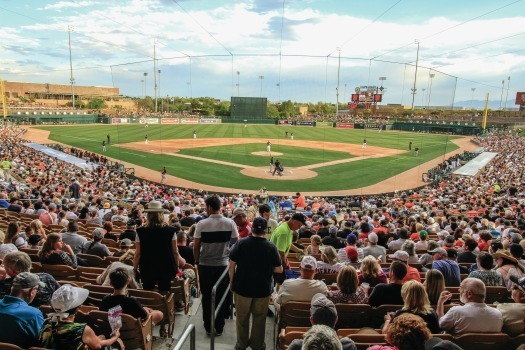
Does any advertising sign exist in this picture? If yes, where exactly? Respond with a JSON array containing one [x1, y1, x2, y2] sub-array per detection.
[[180, 118, 199, 124], [516, 92, 525, 105], [160, 118, 179, 124], [316, 122, 333, 127], [111, 118, 129, 124], [337, 123, 354, 128], [200, 118, 219, 124], [278, 120, 292, 125], [295, 121, 315, 126]]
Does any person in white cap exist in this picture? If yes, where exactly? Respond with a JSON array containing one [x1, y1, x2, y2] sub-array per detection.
[[0, 272, 44, 348], [274, 255, 327, 307], [39, 285, 121, 349], [362, 232, 386, 263]]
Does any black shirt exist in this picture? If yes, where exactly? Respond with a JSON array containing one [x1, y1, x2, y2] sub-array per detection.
[[457, 251, 477, 264], [393, 309, 440, 334], [368, 283, 403, 307], [322, 236, 345, 249], [100, 294, 148, 320], [119, 230, 137, 241], [180, 217, 196, 227], [178, 245, 195, 266], [229, 236, 281, 298], [317, 227, 329, 239]]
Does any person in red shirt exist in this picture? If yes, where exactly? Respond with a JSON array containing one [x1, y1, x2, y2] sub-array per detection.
[[232, 207, 252, 239], [389, 250, 421, 283]]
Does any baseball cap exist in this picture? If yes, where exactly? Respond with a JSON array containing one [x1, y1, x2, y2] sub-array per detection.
[[345, 246, 358, 262], [103, 202, 110, 209], [419, 230, 428, 238], [252, 217, 268, 231], [232, 208, 246, 219], [428, 247, 448, 256], [310, 293, 337, 327], [389, 250, 409, 262], [291, 213, 307, 225], [300, 256, 317, 270], [0, 244, 17, 260], [346, 233, 357, 244], [12, 272, 45, 289], [92, 228, 105, 239], [120, 238, 133, 247], [444, 236, 455, 247], [51, 285, 89, 314], [328, 226, 338, 235], [368, 233, 378, 243]]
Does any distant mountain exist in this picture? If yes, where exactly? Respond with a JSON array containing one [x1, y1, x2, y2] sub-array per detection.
[[454, 99, 518, 110]]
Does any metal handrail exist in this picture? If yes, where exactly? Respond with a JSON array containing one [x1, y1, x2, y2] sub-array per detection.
[[210, 265, 231, 350], [172, 323, 196, 350]]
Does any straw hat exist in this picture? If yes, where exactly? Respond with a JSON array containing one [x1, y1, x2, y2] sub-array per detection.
[[492, 249, 519, 264], [144, 200, 165, 212]]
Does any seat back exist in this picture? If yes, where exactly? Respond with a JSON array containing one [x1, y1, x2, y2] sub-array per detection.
[[453, 333, 511, 350], [278, 328, 309, 350], [170, 277, 190, 314], [41, 264, 77, 281], [128, 289, 175, 337], [314, 273, 337, 285], [83, 284, 113, 307], [368, 305, 402, 329], [347, 334, 387, 350], [86, 310, 153, 350], [335, 304, 374, 329], [485, 286, 512, 304], [278, 302, 312, 332], [77, 253, 106, 268], [77, 266, 105, 284]]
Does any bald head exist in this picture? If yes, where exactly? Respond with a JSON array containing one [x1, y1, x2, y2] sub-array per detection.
[[461, 278, 486, 303]]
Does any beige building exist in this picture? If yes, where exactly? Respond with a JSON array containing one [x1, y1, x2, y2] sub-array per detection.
[[2, 81, 135, 110]]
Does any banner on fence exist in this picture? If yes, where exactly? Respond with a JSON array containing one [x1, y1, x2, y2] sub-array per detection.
[[111, 118, 129, 124], [277, 120, 292, 125], [160, 118, 179, 124], [180, 118, 199, 124], [200, 118, 220, 124], [337, 123, 355, 128], [294, 121, 315, 127], [316, 121, 333, 127], [139, 117, 159, 124]]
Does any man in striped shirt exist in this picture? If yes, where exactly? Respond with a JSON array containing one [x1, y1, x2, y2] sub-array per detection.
[[194, 196, 239, 336]]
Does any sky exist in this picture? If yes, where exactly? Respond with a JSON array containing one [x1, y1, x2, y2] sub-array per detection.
[[0, 0, 524, 108]]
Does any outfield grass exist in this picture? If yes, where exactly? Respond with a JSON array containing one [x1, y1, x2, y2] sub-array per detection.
[[35, 124, 460, 192]]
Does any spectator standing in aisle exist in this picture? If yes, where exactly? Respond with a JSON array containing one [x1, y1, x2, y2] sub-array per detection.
[[194, 196, 239, 336], [229, 217, 282, 350]]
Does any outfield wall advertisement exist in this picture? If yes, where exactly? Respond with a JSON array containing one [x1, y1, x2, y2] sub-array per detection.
[[180, 118, 199, 124], [112, 118, 129, 124], [316, 122, 333, 127], [337, 123, 355, 128], [160, 118, 179, 124], [277, 120, 292, 125], [200, 118, 220, 124], [294, 121, 315, 127]]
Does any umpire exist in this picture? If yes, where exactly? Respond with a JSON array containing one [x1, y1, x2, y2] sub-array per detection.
[[229, 218, 282, 350]]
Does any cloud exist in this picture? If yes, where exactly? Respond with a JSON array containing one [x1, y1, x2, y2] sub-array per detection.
[[40, 1, 96, 11]]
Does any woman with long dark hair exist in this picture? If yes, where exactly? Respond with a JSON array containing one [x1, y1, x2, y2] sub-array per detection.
[[133, 201, 183, 292]]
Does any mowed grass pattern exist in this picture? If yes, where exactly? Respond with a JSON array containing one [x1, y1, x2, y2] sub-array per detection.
[[36, 124, 459, 192]]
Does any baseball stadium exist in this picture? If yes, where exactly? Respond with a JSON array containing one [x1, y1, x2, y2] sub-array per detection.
[[1, 1, 525, 350]]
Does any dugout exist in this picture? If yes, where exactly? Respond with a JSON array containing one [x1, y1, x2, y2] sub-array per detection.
[[5, 113, 97, 125], [227, 97, 268, 121]]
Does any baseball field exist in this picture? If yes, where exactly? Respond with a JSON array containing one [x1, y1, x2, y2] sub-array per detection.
[[30, 124, 477, 195]]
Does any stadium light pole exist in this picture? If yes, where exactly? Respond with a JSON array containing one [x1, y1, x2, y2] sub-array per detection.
[[141, 79, 144, 98], [336, 47, 341, 117], [143, 72, 148, 98], [344, 83, 347, 105], [471, 88, 476, 110], [158, 70, 161, 113], [427, 73, 435, 109], [499, 79, 505, 111], [236, 71, 240, 96], [410, 40, 420, 114], [504, 76, 511, 114], [68, 25, 75, 109], [421, 88, 426, 108], [259, 75, 264, 97]]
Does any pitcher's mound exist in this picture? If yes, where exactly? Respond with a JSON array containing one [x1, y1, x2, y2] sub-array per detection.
[[251, 151, 283, 156], [241, 166, 317, 180]]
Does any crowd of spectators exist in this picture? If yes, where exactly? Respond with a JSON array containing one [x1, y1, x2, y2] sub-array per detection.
[[1, 123, 525, 349]]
